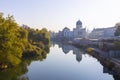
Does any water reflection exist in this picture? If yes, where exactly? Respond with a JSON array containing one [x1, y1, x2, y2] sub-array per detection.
[[0, 45, 50, 80], [1, 41, 120, 80], [51, 41, 120, 80], [86, 47, 120, 80], [0, 61, 28, 80], [53, 41, 85, 62]]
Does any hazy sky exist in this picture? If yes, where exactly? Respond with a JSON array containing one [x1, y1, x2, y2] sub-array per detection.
[[0, 0, 120, 32]]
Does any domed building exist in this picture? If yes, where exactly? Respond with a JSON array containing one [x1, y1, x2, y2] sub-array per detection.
[[76, 20, 82, 29], [57, 20, 86, 40], [73, 20, 86, 38]]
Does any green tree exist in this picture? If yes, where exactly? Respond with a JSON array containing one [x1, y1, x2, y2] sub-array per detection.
[[0, 12, 50, 68], [0, 13, 27, 67], [114, 22, 120, 36]]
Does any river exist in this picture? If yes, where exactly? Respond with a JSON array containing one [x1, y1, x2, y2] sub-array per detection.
[[26, 43, 114, 80], [0, 42, 119, 80]]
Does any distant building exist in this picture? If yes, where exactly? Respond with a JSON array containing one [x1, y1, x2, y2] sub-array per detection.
[[89, 28, 105, 39], [63, 27, 71, 39], [104, 27, 116, 37], [73, 20, 86, 38], [89, 27, 116, 39], [57, 20, 86, 40]]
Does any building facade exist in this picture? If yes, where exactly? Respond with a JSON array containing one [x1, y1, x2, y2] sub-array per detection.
[[58, 20, 86, 40], [89, 27, 116, 39]]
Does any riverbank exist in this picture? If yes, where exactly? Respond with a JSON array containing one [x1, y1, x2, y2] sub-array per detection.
[[69, 38, 120, 50], [68, 38, 120, 79], [86, 48, 120, 78]]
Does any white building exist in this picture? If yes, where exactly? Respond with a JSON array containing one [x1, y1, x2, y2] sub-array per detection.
[[104, 27, 116, 37], [89, 27, 116, 39], [63, 27, 72, 39], [61, 20, 86, 40]]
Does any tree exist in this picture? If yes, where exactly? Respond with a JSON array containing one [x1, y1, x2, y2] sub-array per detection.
[[114, 22, 120, 36], [0, 13, 27, 67], [0, 12, 50, 68]]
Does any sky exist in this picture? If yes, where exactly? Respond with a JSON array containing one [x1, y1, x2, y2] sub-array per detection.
[[0, 0, 120, 32]]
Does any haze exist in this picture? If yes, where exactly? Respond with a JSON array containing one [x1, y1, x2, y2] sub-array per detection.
[[0, 0, 120, 32]]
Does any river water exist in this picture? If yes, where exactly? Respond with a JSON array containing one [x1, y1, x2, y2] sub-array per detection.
[[26, 43, 114, 80]]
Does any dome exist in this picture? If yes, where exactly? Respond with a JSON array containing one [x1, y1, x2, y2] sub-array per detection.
[[76, 20, 82, 25], [63, 27, 70, 31]]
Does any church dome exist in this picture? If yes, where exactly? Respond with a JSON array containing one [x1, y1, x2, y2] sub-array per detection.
[[63, 27, 70, 31], [76, 20, 82, 25]]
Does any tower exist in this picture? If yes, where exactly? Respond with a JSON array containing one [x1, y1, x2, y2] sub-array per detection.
[[76, 20, 82, 29]]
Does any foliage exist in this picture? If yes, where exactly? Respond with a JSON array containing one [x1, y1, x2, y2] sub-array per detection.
[[0, 13, 27, 67], [0, 12, 50, 69], [27, 28, 50, 45], [24, 27, 50, 55], [22, 28, 50, 60], [114, 41, 120, 50], [0, 61, 28, 80], [114, 22, 120, 36], [86, 48, 93, 53]]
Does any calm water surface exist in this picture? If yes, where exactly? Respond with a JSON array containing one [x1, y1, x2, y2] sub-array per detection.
[[26, 44, 114, 80]]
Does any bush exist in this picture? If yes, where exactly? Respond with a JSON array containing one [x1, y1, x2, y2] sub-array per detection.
[[114, 41, 120, 50]]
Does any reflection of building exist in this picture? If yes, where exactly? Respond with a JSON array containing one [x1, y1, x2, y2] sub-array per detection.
[[73, 48, 82, 62], [56, 20, 86, 40], [62, 45, 73, 54], [57, 43, 83, 62]]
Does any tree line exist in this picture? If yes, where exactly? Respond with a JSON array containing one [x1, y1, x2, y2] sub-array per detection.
[[0, 13, 50, 69]]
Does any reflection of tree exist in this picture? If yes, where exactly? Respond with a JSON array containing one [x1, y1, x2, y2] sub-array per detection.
[[0, 61, 28, 80], [113, 75, 120, 80], [103, 66, 120, 80], [0, 44, 50, 80], [0, 49, 49, 80], [0, 12, 50, 80]]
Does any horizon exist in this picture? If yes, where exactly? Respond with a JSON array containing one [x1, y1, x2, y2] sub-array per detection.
[[1, 0, 120, 32]]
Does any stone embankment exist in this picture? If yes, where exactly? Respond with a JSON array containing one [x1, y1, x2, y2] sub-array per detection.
[[70, 38, 120, 76], [70, 38, 115, 50], [86, 48, 120, 76]]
